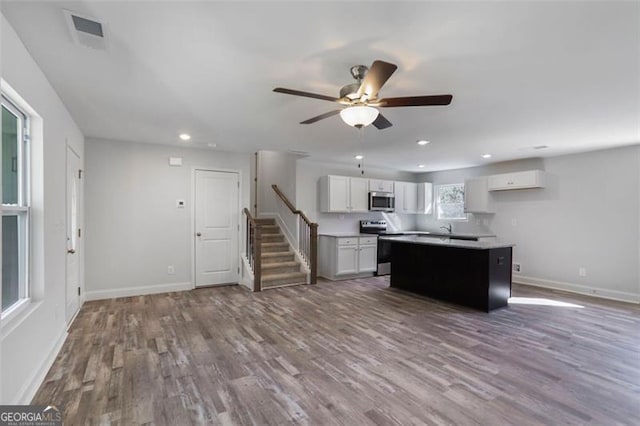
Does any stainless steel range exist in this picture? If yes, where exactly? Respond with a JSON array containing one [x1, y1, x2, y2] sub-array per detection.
[[359, 220, 404, 276]]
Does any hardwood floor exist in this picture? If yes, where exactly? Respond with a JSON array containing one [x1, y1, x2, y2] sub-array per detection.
[[33, 277, 640, 425]]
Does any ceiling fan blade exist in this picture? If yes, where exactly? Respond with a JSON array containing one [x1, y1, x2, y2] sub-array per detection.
[[300, 109, 342, 124], [378, 94, 453, 107], [372, 113, 392, 130], [274, 87, 340, 102], [356, 60, 398, 100]]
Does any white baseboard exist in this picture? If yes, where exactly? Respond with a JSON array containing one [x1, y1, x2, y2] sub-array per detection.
[[14, 329, 67, 404], [514, 275, 640, 304], [85, 282, 193, 301]]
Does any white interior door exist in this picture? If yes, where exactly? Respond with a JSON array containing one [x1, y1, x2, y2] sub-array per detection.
[[195, 170, 239, 287], [65, 146, 81, 323]]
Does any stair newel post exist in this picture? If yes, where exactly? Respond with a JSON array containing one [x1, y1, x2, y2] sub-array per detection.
[[254, 225, 262, 292], [310, 223, 318, 284], [246, 216, 251, 268]]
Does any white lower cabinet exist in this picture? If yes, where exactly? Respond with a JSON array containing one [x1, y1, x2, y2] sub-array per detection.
[[319, 236, 378, 280], [336, 244, 358, 275], [358, 243, 378, 272]]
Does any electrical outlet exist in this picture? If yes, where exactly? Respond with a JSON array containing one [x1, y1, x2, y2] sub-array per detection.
[[511, 218, 517, 226], [513, 262, 521, 273], [168, 265, 175, 275], [579, 267, 587, 277]]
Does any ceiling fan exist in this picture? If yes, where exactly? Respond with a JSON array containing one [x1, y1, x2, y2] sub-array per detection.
[[273, 60, 453, 130]]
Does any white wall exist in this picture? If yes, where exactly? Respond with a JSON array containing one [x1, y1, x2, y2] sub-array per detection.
[[296, 159, 418, 234], [256, 151, 299, 244], [417, 146, 640, 302], [85, 138, 251, 299], [1, 14, 85, 403]]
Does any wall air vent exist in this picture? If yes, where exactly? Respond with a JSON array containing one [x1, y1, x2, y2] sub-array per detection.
[[64, 10, 108, 50]]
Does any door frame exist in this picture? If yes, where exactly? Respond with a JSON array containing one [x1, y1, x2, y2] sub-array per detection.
[[65, 144, 82, 325], [190, 166, 243, 289]]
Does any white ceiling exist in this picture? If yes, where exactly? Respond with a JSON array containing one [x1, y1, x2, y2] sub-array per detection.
[[2, 1, 639, 171]]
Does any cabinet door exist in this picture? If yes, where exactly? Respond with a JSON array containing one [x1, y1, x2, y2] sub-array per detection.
[[358, 244, 377, 272], [487, 173, 513, 190], [511, 170, 543, 188], [488, 170, 545, 191], [394, 182, 406, 213], [404, 182, 418, 213], [336, 245, 358, 275], [381, 180, 394, 193], [417, 182, 433, 214], [329, 176, 350, 212], [350, 177, 369, 212], [369, 179, 394, 192], [464, 177, 493, 213]]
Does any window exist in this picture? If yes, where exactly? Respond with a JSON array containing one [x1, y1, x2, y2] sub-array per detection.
[[1, 95, 30, 314], [436, 183, 466, 221]]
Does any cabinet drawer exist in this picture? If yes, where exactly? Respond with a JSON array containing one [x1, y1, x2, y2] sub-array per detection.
[[337, 238, 358, 246], [358, 237, 378, 245]]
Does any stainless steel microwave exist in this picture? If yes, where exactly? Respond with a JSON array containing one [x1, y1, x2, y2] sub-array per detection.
[[369, 192, 395, 212]]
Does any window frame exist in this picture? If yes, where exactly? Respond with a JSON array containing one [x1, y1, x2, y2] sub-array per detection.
[[1, 94, 31, 316], [435, 183, 468, 222]]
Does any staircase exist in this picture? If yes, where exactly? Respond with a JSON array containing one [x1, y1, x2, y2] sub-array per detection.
[[255, 218, 307, 289]]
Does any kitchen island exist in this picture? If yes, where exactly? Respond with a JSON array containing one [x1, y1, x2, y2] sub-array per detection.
[[382, 235, 514, 312]]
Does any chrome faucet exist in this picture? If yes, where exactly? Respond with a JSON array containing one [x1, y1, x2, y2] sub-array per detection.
[[440, 223, 452, 234]]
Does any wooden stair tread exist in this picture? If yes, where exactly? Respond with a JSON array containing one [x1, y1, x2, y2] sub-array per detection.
[[260, 225, 280, 233], [261, 271, 306, 282], [262, 251, 292, 257], [261, 281, 306, 290], [262, 261, 300, 269], [262, 242, 288, 247]]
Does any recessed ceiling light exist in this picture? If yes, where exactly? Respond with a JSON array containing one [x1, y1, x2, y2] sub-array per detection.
[[355, 155, 364, 160], [179, 133, 191, 141], [482, 153, 492, 159], [418, 164, 425, 168], [417, 140, 430, 146]]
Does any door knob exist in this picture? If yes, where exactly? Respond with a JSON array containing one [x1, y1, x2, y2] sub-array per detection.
[[196, 232, 202, 237], [68, 249, 76, 254]]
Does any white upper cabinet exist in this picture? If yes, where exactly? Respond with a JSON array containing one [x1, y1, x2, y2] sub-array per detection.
[[417, 182, 434, 214], [464, 177, 495, 214], [368, 179, 394, 193], [319, 175, 369, 213], [349, 177, 369, 212], [320, 175, 349, 212], [394, 181, 418, 214], [488, 170, 546, 191]]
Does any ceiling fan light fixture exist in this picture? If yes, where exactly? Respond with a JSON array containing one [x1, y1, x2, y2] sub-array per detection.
[[340, 106, 379, 128]]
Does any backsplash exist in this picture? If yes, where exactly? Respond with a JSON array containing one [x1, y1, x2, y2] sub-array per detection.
[[415, 213, 495, 235], [317, 211, 417, 234]]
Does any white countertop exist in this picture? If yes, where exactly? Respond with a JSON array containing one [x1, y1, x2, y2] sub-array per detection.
[[379, 234, 514, 250], [319, 233, 373, 238], [405, 231, 497, 238], [319, 231, 497, 239]]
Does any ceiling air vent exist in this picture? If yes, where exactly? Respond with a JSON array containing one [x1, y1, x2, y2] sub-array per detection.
[[64, 10, 107, 50]]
